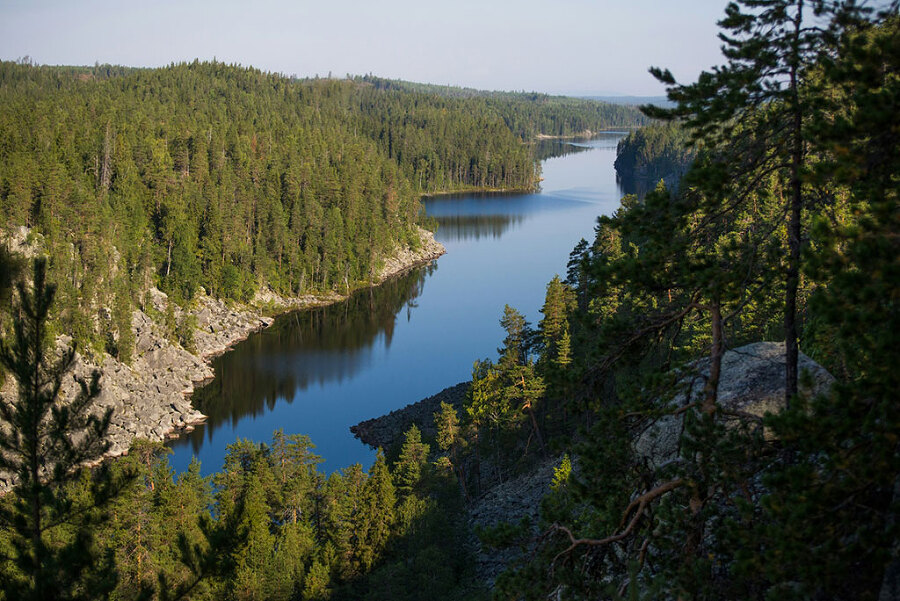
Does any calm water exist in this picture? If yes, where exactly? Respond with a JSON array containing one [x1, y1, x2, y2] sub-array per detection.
[[169, 134, 627, 474]]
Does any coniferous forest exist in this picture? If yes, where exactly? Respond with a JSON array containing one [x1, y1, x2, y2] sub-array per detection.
[[1, 1, 899, 600], [0, 60, 646, 358]]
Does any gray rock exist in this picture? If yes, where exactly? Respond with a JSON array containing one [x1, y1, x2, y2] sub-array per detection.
[[635, 341, 834, 468], [0, 227, 446, 493], [468, 455, 561, 588]]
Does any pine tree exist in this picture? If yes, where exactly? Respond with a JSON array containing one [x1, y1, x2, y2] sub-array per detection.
[[357, 450, 396, 572], [434, 401, 468, 500], [0, 258, 114, 600], [645, 0, 878, 402], [735, 16, 900, 598], [229, 472, 276, 601], [497, 304, 530, 369], [394, 425, 430, 495]]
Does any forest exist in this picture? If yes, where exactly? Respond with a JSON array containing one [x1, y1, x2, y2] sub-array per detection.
[[613, 122, 695, 192], [1, 0, 898, 600], [0, 61, 645, 361], [357, 75, 654, 139]]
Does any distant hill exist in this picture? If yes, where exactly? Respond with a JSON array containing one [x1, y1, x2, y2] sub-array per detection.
[[357, 75, 653, 137], [585, 95, 674, 108]]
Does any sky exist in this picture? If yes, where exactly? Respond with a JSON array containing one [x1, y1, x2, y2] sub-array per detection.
[[0, 0, 729, 96]]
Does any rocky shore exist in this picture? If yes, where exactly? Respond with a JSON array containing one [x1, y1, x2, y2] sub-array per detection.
[[351, 377, 556, 586], [351, 381, 470, 450], [0, 227, 444, 491]]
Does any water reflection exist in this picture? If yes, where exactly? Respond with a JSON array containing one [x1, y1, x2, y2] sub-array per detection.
[[616, 175, 654, 198], [425, 191, 593, 243], [171, 264, 435, 454], [167, 133, 628, 474], [432, 214, 526, 241], [533, 139, 594, 162]]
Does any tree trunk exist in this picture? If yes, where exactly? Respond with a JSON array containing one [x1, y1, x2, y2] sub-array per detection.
[[166, 238, 173, 277], [785, 0, 804, 408], [703, 301, 724, 415], [100, 122, 112, 193]]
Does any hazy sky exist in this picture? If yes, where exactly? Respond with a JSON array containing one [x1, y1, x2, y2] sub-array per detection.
[[0, 0, 730, 96]]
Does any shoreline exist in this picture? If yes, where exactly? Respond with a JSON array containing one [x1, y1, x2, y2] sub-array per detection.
[[153, 226, 446, 450], [351, 381, 470, 451], [419, 185, 538, 199], [533, 127, 638, 141], [0, 228, 444, 490]]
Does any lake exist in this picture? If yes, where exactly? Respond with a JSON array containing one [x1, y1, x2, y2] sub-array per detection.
[[169, 134, 627, 474]]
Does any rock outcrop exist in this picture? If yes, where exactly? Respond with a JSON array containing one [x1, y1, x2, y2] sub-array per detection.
[[635, 341, 834, 467], [352, 341, 836, 589], [378, 226, 445, 282]]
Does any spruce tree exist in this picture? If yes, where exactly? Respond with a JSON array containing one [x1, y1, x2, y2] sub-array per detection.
[[394, 425, 430, 495]]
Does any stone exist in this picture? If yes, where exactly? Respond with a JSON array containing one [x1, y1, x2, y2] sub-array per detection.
[[351, 382, 470, 451], [634, 341, 834, 468]]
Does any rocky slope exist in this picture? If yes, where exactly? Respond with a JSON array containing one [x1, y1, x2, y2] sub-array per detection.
[[353, 341, 836, 590], [635, 341, 834, 467], [351, 381, 470, 450], [0, 227, 444, 491]]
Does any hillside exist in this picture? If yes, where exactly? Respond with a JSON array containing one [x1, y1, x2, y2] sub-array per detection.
[[0, 61, 646, 361]]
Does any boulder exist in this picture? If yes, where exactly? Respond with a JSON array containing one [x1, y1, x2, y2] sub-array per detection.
[[635, 341, 834, 468]]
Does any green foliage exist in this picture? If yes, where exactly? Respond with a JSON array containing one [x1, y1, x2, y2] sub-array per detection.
[[434, 401, 460, 454], [613, 122, 693, 191], [550, 454, 571, 492], [394, 425, 431, 494], [0, 61, 640, 355], [110, 279, 134, 364], [164, 299, 177, 344], [14, 426, 480, 601], [176, 313, 197, 354], [359, 75, 652, 139], [0, 259, 118, 600], [730, 16, 900, 599], [477, 7, 900, 601], [1, 8, 895, 600]]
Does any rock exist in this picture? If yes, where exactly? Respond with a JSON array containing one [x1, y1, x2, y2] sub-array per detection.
[[468, 455, 562, 588], [146, 287, 169, 314], [635, 341, 834, 468], [196, 307, 212, 327], [351, 382, 470, 450], [377, 227, 445, 281], [2, 225, 44, 258]]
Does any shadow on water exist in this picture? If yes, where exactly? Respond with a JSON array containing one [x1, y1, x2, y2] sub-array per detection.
[[617, 174, 654, 198], [169, 264, 436, 455], [166, 132, 629, 473]]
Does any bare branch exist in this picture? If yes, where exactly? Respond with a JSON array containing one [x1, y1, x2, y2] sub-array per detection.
[[549, 478, 685, 568]]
